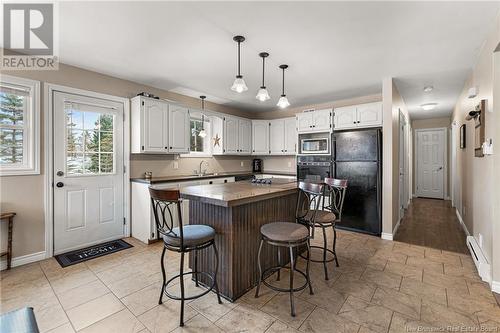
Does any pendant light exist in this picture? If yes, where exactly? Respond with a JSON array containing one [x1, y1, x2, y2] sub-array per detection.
[[277, 64, 290, 108], [256, 52, 270, 101], [230, 35, 248, 93], [198, 95, 207, 138]]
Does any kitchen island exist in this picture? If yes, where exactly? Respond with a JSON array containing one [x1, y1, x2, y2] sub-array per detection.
[[181, 179, 298, 301]]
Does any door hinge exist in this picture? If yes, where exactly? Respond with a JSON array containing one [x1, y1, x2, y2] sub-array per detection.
[[123, 165, 126, 173], [142, 145, 144, 151], [123, 217, 126, 225], [141, 101, 144, 106]]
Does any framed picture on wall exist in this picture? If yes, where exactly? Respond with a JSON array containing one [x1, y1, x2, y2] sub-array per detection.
[[460, 124, 466, 149]]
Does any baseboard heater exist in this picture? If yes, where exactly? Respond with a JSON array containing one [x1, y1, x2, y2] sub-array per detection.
[[466, 236, 491, 283]]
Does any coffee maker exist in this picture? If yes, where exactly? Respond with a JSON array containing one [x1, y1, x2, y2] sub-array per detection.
[[252, 159, 262, 173]]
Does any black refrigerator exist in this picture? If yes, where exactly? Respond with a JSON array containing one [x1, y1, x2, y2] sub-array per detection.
[[332, 128, 382, 236]]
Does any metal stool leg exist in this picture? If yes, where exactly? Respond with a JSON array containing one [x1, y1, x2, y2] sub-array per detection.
[[255, 239, 264, 298], [194, 249, 199, 287], [276, 247, 281, 281], [321, 226, 329, 280], [289, 246, 296, 317], [212, 241, 223, 304], [179, 251, 185, 327], [159, 246, 167, 305], [333, 225, 339, 267], [306, 241, 314, 295]]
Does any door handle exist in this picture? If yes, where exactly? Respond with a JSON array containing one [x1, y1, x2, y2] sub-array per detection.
[[437, 166, 443, 171], [56, 182, 64, 188]]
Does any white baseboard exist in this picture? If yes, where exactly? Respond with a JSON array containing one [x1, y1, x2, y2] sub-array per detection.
[[0, 251, 47, 271], [455, 209, 470, 236], [393, 219, 402, 237], [492, 280, 500, 294], [381, 233, 393, 241], [412, 193, 417, 198]]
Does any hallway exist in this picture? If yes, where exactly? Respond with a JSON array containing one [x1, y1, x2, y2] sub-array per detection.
[[394, 198, 469, 254]]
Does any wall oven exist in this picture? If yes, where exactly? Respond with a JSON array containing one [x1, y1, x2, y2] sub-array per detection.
[[296, 155, 332, 183], [299, 133, 330, 155]]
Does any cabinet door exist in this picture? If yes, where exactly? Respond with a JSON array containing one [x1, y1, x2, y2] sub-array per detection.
[[269, 119, 285, 154], [334, 105, 357, 130], [168, 105, 190, 153], [312, 109, 332, 131], [283, 117, 297, 155], [252, 120, 270, 154], [224, 116, 239, 154], [143, 99, 168, 152], [297, 113, 314, 132], [238, 119, 252, 154], [357, 102, 382, 127]]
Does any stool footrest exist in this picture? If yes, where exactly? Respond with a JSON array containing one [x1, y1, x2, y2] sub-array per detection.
[[260, 266, 310, 293]]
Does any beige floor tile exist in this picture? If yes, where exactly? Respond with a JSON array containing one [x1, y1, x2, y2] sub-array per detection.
[[189, 292, 236, 322], [475, 305, 500, 324], [79, 308, 144, 333], [373, 248, 408, 264], [422, 270, 469, 295], [138, 301, 197, 333], [260, 293, 315, 329], [479, 320, 500, 331], [298, 282, 347, 313], [371, 287, 421, 319], [399, 277, 447, 305], [35, 302, 70, 333], [85, 252, 125, 273], [107, 271, 161, 298], [42, 260, 89, 282], [384, 261, 423, 281], [49, 269, 98, 294], [446, 290, 498, 320], [444, 263, 481, 281], [360, 268, 402, 290], [266, 320, 300, 333], [215, 303, 275, 333], [299, 306, 359, 333], [330, 259, 366, 279], [0, 263, 45, 287], [66, 293, 124, 331], [45, 322, 75, 333], [393, 243, 425, 258], [420, 299, 479, 329], [351, 254, 388, 271], [57, 279, 110, 310], [388, 313, 438, 333], [338, 296, 393, 333], [467, 280, 495, 299], [241, 284, 278, 309], [121, 283, 162, 316], [330, 275, 377, 302], [406, 256, 444, 274], [425, 250, 462, 266], [171, 314, 223, 333]]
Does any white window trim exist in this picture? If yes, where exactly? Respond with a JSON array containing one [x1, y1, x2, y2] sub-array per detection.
[[0, 75, 40, 176]]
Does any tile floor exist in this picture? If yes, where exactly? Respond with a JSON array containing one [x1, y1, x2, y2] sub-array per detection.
[[1, 232, 499, 333]]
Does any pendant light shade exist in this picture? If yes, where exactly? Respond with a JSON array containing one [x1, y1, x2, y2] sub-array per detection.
[[198, 96, 207, 138], [277, 64, 290, 108], [256, 52, 270, 102], [231, 36, 248, 93]]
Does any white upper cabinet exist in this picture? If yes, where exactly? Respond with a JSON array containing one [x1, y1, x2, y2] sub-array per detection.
[[270, 119, 285, 154], [252, 120, 270, 155], [284, 117, 297, 154], [334, 102, 382, 130], [238, 119, 252, 154], [168, 105, 190, 153], [223, 116, 239, 154], [297, 109, 332, 133], [131, 96, 190, 154]]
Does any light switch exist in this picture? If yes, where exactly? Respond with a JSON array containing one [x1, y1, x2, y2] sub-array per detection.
[[287, 161, 292, 168], [173, 161, 179, 169], [240, 161, 244, 167]]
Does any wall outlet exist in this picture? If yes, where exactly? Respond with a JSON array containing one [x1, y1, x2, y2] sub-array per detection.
[[479, 233, 483, 248], [173, 161, 179, 169], [240, 161, 244, 167], [287, 161, 292, 168]]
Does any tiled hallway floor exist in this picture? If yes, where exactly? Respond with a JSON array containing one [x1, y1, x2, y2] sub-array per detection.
[[394, 198, 469, 254], [1, 231, 499, 333]]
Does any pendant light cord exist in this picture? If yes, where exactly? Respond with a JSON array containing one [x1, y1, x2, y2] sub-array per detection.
[[262, 57, 265, 87], [282, 67, 285, 95], [237, 41, 241, 77]]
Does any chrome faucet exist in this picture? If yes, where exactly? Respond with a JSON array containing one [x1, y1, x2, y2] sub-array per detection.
[[199, 160, 209, 175]]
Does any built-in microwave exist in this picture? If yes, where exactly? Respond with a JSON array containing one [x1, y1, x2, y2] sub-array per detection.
[[299, 134, 330, 155]]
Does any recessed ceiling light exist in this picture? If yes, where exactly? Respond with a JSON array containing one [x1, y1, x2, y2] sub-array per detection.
[[421, 103, 437, 111], [423, 86, 433, 93]]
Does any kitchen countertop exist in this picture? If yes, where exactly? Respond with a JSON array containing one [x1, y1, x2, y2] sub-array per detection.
[[180, 179, 298, 207], [130, 171, 296, 184]]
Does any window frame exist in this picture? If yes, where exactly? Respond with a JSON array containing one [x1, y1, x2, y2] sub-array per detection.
[[0, 75, 40, 176], [181, 115, 212, 158]]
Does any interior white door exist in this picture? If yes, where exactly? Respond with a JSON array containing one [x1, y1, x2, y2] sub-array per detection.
[[252, 121, 269, 154], [399, 112, 406, 220], [416, 129, 445, 199], [168, 105, 189, 153], [53, 91, 125, 254]]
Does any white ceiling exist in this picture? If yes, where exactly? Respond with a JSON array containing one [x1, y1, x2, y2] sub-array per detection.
[[53, 1, 499, 118]]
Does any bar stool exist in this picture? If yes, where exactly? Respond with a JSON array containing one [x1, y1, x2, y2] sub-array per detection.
[[299, 178, 347, 280], [149, 188, 222, 327], [255, 182, 323, 317]]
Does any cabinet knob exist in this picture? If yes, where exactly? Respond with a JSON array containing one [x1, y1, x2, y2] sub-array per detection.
[[165, 147, 168, 149], [353, 121, 356, 124]]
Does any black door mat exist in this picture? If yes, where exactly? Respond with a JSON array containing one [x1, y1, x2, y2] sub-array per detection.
[[55, 239, 133, 267]]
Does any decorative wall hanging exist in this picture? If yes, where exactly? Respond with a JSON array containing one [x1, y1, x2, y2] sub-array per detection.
[[460, 124, 466, 149], [465, 99, 486, 157]]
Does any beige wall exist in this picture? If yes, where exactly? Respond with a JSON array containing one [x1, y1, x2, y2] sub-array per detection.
[[450, 16, 499, 281], [411, 117, 451, 196], [492, 45, 500, 286]]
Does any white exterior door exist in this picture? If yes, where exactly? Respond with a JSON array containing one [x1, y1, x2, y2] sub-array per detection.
[[238, 119, 252, 154], [224, 117, 238, 154], [143, 99, 168, 153], [312, 109, 332, 131], [168, 105, 189, 153], [270, 119, 285, 154], [252, 120, 269, 154], [416, 129, 445, 199], [357, 102, 382, 127], [334, 106, 357, 129], [284, 117, 297, 154], [53, 92, 125, 254]]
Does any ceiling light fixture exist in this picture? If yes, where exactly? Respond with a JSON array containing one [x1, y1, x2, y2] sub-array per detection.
[[198, 95, 207, 138], [277, 64, 290, 109], [421, 103, 437, 111], [230, 35, 248, 93], [256, 52, 270, 102], [423, 86, 433, 93]]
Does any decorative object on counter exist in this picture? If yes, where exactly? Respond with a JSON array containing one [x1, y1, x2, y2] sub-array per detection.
[[465, 99, 486, 157], [256, 52, 271, 102], [198, 96, 207, 138], [277, 64, 291, 108], [230, 35, 248, 93], [460, 124, 466, 149], [0, 212, 15, 270], [136, 92, 159, 99], [213, 133, 221, 147], [144, 171, 153, 179]]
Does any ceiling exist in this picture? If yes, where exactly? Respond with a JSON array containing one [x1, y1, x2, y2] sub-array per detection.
[[52, 2, 499, 118]]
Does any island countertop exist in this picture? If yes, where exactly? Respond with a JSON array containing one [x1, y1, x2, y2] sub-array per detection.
[[180, 179, 298, 207]]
